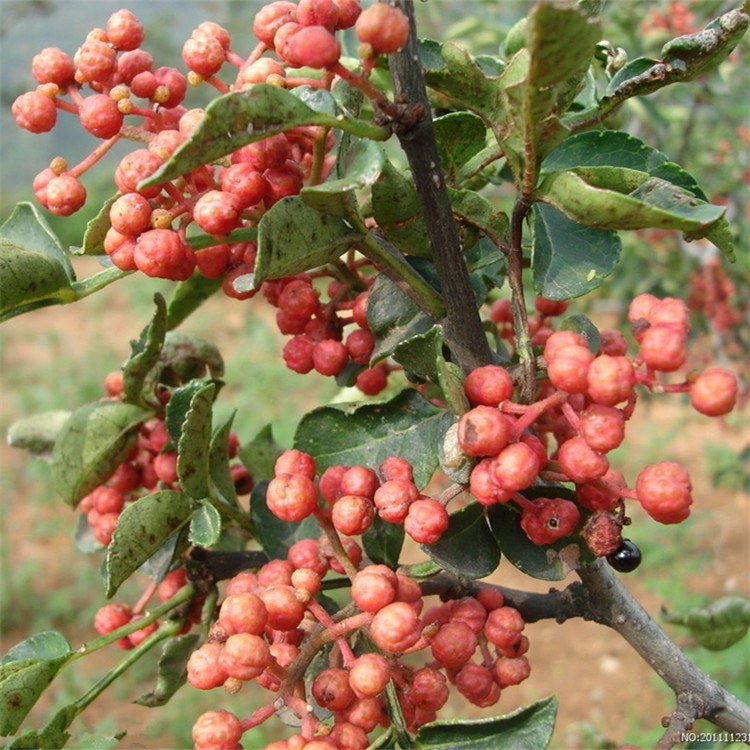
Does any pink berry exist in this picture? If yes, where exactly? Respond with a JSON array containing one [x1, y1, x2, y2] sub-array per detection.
[[133, 228, 195, 280], [186, 642, 228, 690], [106, 9, 145, 51], [457, 406, 513, 457], [12, 91, 57, 133], [404, 498, 449, 544], [193, 190, 243, 236], [79, 94, 124, 139], [586, 355, 636, 407], [639, 323, 687, 372], [192, 710, 242, 750], [280, 25, 341, 69], [266, 473, 318, 521], [464, 364, 514, 406], [218, 632, 271, 680], [370, 601, 422, 652], [430, 621, 477, 669], [75, 39, 117, 83], [332, 494, 375, 536], [546, 344, 595, 393], [109, 192, 152, 236], [579, 404, 625, 453], [32, 47, 75, 86], [490, 442, 541, 492], [219, 592, 268, 636], [182, 33, 226, 77], [690, 367, 738, 417], [253, 1, 299, 45], [636, 461, 692, 524], [557, 436, 609, 484], [44, 174, 86, 216], [355, 3, 410, 54]]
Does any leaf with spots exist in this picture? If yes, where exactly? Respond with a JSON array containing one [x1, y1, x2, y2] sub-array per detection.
[[0, 632, 72, 735], [177, 381, 216, 500], [254, 196, 364, 285], [51, 401, 153, 507], [141, 84, 388, 187], [294, 389, 450, 488], [104, 490, 195, 598], [541, 130, 707, 200]]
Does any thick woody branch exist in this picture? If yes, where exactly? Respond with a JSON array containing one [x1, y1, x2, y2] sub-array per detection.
[[578, 560, 750, 745], [388, 0, 493, 373]]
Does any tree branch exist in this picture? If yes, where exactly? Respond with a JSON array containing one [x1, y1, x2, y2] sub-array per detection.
[[388, 0, 493, 374], [578, 560, 750, 745]]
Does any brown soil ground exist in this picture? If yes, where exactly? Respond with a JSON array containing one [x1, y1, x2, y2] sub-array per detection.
[[1, 276, 748, 749]]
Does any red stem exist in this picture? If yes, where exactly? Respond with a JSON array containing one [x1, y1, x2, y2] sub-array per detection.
[[239, 703, 276, 732], [67, 134, 122, 178], [511, 390, 568, 439]]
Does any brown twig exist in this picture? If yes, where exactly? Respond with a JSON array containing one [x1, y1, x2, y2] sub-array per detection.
[[388, 0, 493, 374]]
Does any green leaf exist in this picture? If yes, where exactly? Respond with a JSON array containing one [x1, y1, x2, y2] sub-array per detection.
[[367, 273, 434, 363], [122, 294, 168, 403], [189, 502, 222, 546], [165, 379, 213, 446], [685, 217, 735, 262], [0, 632, 71, 665], [392, 326, 443, 383], [166, 274, 224, 330], [465, 237, 506, 299], [142, 84, 388, 187], [487, 499, 581, 581], [0, 202, 74, 279], [301, 139, 385, 218], [79, 194, 117, 255], [295, 389, 449, 488], [560, 314, 601, 354], [158, 331, 225, 385], [51, 401, 152, 507], [415, 696, 557, 749], [422, 503, 500, 579], [238, 424, 284, 484], [250, 481, 319, 559], [209, 413, 240, 508], [662, 596, 750, 650], [532, 203, 621, 300], [0, 633, 72, 735], [541, 131, 707, 200], [177, 381, 216, 500], [254, 196, 363, 286], [421, 40, 505, 122], [448, 189, 509, 248], [660, 7, 749, 81], [0, 241, 76, 322], [498, 5, 599, 182], [526, 4, 600, 89], [134, 633, 200, 707], [362, 516, 404, 569], [535, 170, 726, 232], [434, 112, 488, 187], [370, 160, 431, 258], [0, 660, 69, 735], [436, 358, 470, 416], [0, 203, 78, 321], [7, 410, 72, 461], [104, 490, 195, 597]]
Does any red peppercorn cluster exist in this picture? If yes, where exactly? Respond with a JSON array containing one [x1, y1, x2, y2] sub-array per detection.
[[260, 276, 390, 394], [187, 552, 529, 748], [464, 293, 740, 551], [12, 2, 410, 285], [78, 371, 252, 547], [267, 449, 452, 545]]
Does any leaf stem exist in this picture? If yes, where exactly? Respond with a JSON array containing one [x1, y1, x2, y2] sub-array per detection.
[[355, 231, 445, 320], [508, 199, 536, 402], [71, 620, 180, 716], [72, 584, 195, 659], [70, 266, 133, 300]]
